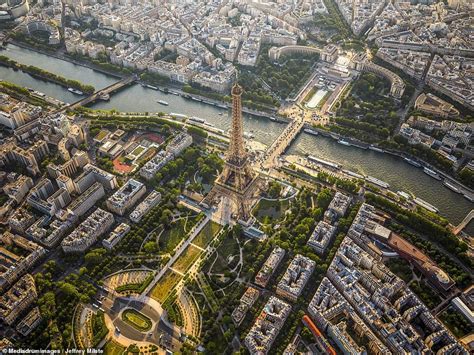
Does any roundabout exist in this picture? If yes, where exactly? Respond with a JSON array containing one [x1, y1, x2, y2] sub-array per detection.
[[100, 293, 183, 352]]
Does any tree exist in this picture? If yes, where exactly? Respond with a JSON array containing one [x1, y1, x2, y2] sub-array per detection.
[[59, 282, 79, 298], [267, 181, 282, 199], [85, 248, 107, 265], [294, 223, 309, 236], [317, 188, 332, 209], [38, 292, 56, 320], [160, 209, 173, 226], [143, 241, 158, 253]]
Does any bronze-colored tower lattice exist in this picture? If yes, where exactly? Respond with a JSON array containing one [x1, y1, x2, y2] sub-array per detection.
[[203, 83, 260, 220]]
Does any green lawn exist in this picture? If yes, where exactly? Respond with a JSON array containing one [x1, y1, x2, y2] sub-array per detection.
[[172, 245, 202, 273], [94, 129, 109, 141], [122, 309, 152, 332], [104, 340, 126, 355], [211, 234, 240, 274], [159, 219, 186, 253], [159, 215, 201, 253], [131, 146, 145, 156], [253, 198, 289, 223], [193, 220, 221, 248], [150, 270, 182, 303], [136, 147, 157, 165]]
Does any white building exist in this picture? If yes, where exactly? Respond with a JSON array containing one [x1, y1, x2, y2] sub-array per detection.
[[61, 208, 114, 253], [307, 221, 336, 255], [276, 254, 315, 301], [106, 179, 146, 216], [130, 190, 161, 223], [102, 223, 130, 250]]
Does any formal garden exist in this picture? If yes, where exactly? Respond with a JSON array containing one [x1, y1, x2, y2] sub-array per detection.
[[121, 309, 153, 332]]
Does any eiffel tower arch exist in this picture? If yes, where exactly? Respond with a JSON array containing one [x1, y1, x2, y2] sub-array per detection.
[[202, 83, 261, 221]]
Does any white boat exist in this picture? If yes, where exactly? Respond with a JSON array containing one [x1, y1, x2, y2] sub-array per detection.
[[189, 116, 206, 124], [443, 181, 460, 194], [99, 93, 110, 101], [337, 139, 350, 146], [342, 169, 364, 179], [366, 176, 390, 189], [270, 117, 277, 122], [157, 100, 169, 106], [145, 84, 158, 90], [368, 145, 384, 153], [463, 194, 474, 203], [68, 87, 83, 95], [170, 112, 188, 119], [414, 197, 439, 214], [397, 191, 411, 200], [217, 104, 227, 109], [191, 97, 202, 102], [308, 155, 340, 169], [423, 167, 441, 181], [404, 157, 422, 168], [304, 128, 319, 136]]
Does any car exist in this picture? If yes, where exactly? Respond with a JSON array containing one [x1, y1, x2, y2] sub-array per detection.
[[115, 326, 121, 334]]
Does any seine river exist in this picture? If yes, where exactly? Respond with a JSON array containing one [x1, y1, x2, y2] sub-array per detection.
[[0, 44, 472, 233]]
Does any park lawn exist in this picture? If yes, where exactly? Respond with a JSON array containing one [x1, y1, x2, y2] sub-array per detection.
[[172, 245, 202, 273], [192, 220, 221, 248], [150, 270, 182, 303], [254, 198, 290, 223], [159, 214, 201, 253], [211, 234, 240, 274], [122, 309, 152, 332], [159, 219, 187, 253], [104, 340, 126, 355]]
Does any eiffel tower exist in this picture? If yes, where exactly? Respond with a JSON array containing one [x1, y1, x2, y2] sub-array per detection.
[[203, 83, 260, 221]]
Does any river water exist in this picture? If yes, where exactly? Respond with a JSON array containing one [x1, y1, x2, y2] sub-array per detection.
[[0, 44, 472, 233]]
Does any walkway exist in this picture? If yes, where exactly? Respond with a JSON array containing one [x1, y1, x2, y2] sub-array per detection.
[[453, 209, 474, 235], [143, 216, 210, 296]]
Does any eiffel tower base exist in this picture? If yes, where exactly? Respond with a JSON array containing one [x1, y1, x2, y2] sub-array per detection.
[[202, 176, 262, 223]]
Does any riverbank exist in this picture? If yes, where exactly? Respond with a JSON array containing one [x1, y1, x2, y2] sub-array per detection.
[[0, 54, 95, 94], [8, 39, 281, 116], [305, 123, 474, 197], [8, 40, 126, 79], [137, 81, 285, 122]]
